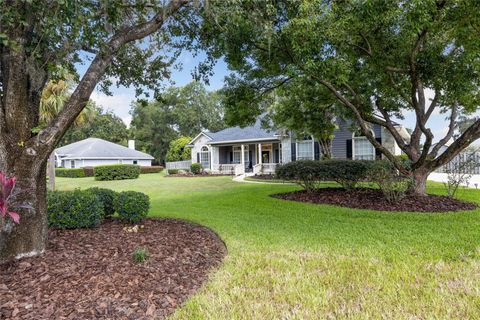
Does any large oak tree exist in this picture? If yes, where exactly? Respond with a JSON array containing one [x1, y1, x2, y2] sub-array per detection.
[[200, 0, 480, 195], [0, 0, 197, 262]]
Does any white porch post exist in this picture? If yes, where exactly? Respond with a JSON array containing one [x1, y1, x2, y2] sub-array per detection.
[[258, 143, 262, 164], [241, 144, 245, 168]]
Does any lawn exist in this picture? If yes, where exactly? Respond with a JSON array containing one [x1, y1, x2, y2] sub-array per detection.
[[56, 174, 480, 319]]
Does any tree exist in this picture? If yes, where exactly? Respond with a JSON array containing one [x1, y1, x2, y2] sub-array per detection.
[[200, 0, 480, 195], [0, 0, 196, 262], [165, 136, 192, 162], [130, 81, 225, 163], [60, 104, 129, 146]]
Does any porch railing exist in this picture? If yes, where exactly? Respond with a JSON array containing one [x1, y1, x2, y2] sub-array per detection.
[[165, 160, 192, 171], [212, 164, 239, 175], [253, 163, 279, 175]]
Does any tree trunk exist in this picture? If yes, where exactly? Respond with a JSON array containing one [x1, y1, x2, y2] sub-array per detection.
[[318, 138, 332, 159], [409, 169, 430, 196], [0, 156, 49, 264], [47, 152, 56, 191]]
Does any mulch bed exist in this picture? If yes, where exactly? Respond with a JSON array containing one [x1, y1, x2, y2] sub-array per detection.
[[0, 219, 226, 319], [272, 188, 477, 212]]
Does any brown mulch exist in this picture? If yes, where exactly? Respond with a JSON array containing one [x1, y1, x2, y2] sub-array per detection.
[[272, 188, 477, 212], [0, 219, 226, 319]]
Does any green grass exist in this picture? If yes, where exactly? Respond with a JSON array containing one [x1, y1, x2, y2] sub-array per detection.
[[56, 174, 480, 319]]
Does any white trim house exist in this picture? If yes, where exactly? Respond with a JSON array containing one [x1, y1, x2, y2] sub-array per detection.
[[55, 138, 154, 168], [187, 117, 410, 175]]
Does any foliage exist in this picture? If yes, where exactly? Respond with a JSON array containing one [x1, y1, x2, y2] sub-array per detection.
[[190, 163, 203, 175], [60, 104, 129, 146], [47, 190, 103, 229], [133, 247, 149, 264], [94, 165, 140, 181], [167, 169, 179, 175], [0, 172, 20, 224], [55, 168, 86, 178], [166, 136, 192, 162], [367, 161, 411, 203], [276, 160, 373, 191], [200, 0, 480, 194], [86, 187, 118, 218], [114, 191, 150, 224], [130, 81, 226, 163], [83, 167, 95, 177], [140, 166, 164, 174], [442, 151, 480, 198]]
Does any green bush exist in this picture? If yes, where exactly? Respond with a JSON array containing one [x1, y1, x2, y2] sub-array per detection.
[[140, 166, 163, 174], [55, 168, 86, 178], [167, 169, 179, 175], [86, 187, 118, 218], [48, 190, 103, 229], [367, 160, 411, 203], [190, 163, 203, 174], [114, 191, 150, 223], [276, 160, 374, 191], [94, 164, 140, 181]]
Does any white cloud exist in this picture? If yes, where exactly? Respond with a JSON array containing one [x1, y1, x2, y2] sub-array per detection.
[[90, 90, 135, 125]]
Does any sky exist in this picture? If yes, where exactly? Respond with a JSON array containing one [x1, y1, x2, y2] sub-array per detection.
[[82, 49, 473, 145]]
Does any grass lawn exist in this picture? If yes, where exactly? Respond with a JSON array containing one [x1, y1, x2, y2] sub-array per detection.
[[56, 174, 480, 319]]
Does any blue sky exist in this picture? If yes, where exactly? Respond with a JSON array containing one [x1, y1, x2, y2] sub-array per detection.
[[85, 49, 473, 145]]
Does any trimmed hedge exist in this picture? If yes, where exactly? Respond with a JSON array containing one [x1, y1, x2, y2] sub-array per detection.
[[94, 164, 140, 181], [114, 191, 150, 223], [140, 166, 163, 174], [48, 190, 103, 229], [86, 187, 118, 218], [190, 163, 202, 174], [55, 168, 86, 178], [167, 169, 179, 175], [276, 160, 375, 191]]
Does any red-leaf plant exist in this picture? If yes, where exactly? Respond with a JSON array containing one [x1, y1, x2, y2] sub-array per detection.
[[0, 172, 20, 224]]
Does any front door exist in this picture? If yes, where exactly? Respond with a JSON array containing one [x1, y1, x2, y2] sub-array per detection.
[[261, 150, 270, 163]]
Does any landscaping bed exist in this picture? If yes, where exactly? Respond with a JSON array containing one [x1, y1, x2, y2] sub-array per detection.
[[272, 188, 477, 212], [0, 219, 226, 319]]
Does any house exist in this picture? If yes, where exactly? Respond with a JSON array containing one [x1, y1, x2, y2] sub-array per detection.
[[187, 117, 410, 175], [55, 138, 154, 168]]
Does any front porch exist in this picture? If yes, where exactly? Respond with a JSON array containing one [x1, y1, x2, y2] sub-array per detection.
[[208, 141, 282, 175]]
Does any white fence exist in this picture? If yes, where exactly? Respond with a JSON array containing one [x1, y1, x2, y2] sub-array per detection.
[[253, 163, 279, 175], [165, 160, 192, 170], [436, 152, 480, 174]]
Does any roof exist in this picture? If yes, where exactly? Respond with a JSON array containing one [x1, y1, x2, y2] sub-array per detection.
[[205, 118, 279, 144], [55, 138, 154, 160]]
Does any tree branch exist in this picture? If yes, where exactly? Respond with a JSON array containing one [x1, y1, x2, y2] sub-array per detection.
[[429, 102, 458, 158]]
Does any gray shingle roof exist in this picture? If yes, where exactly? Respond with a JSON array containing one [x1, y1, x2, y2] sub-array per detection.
[[207, 118, 278, 143], [55, 138, 154, 159]]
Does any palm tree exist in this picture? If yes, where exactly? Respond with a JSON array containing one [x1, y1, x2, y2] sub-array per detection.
[[40, 78, 96, 190]]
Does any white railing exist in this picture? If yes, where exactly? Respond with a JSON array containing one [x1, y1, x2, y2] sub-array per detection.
[[234, 164, 245, 176], [212, 164, 238, 175], [436, 152, 480, 174], [253, 163, 278, 175], [165, 160, 192, 170]]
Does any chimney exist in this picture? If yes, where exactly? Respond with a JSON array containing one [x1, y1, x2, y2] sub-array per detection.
[[128, 140, 135, 150]]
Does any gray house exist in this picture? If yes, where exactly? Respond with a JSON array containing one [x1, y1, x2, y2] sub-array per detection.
[[55, 138, 154, 168], [187, 118, 410, 175]]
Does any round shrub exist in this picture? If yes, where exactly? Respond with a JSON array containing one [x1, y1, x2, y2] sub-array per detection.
[[167, 169, 179, 175], [94, 164, 140, 181], [190, 163, 203, 174], [48, 190, 103, 229], [55, 168, 86, 178], [86, 187, 118, 218], [114, 191, 150, 223]]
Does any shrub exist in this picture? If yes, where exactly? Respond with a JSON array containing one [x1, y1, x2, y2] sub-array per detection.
[[83, 166, 95, 177], [133, 247, 148, 263], [86, 187, 118, 218], [167, 169, 179, 175], [367, 160, 411, 203], [47, 190, 103, 229], [190, 163, 203, 174], [55, 168, 86, 178], [140, 166, 163, 174], [114, 191, 150, 223], [94, 164, 140, 181], [276, 160, 373, 191]]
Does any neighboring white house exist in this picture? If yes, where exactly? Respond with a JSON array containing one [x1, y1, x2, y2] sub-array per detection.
[[187, 117, 410, 175], [55, 138, 154, 168]]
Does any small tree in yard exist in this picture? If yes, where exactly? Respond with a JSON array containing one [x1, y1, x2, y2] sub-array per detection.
[[165, 136, 192, 162], [200, 0, 480, 196], [0, 0, 199, 263]]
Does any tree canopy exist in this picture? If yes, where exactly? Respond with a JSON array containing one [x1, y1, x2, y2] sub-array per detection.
[[165, 136, 192, 162]]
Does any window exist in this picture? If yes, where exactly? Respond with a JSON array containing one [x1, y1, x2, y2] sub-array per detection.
[[297, 137, 313, 160], [200, 146, 210, 168], [233, 146, 249, 164], [353, 135, 375, 160], [70, 160, 75, 168], [133, 160, 138, 165]]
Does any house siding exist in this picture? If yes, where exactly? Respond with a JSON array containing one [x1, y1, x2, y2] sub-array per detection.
[[62, 159, 151, 168]]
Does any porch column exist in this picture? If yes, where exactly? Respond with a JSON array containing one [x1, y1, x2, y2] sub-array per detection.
[[258, 143, 262, 164], [241, 144, 245, 167]]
